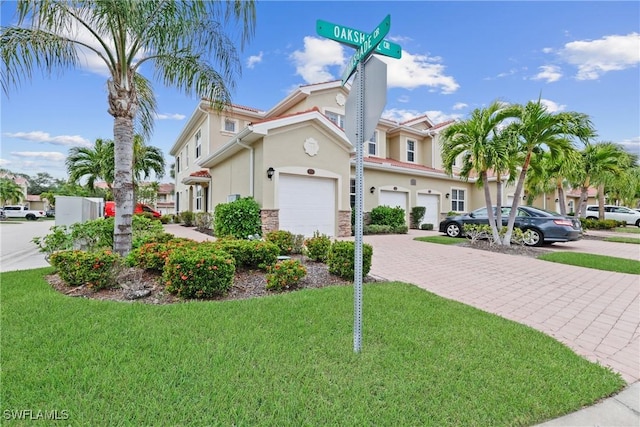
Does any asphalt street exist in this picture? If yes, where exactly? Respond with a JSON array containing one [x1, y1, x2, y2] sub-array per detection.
[[0, 219, 52, 272]]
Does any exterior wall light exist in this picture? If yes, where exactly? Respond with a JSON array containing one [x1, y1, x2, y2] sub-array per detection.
[[445, 193, 450, 199], [267, 167, 275, 180], [370, 186, 376, 194]]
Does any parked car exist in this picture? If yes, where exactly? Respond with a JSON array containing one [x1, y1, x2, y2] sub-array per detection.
[[0, 205, 46, 220], [46, 208, 55, 217], [103, 201, 161, 218], [585, 205, 640, 227], [438, 205, 583, 246]]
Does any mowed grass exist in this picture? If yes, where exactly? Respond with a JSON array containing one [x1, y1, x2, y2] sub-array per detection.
[[604, 236, 640, 244], [1, 269, 624, 426], [413, 235, 460, 245], [537, 252, 640, 274]]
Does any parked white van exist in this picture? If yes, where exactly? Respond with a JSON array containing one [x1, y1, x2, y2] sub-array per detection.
[[585, 205, 640, 227]]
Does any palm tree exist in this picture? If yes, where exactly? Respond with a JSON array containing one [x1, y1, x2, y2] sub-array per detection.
[[524, 147, 580, 214], [441, 100, 512, 242], [1, 0, 256, 256], [499, 99, 595, 245], [67, 138, 113, 191], [132, 135, 165, 183], [0, 178, 25, 205], [573, 142, 633, 217]]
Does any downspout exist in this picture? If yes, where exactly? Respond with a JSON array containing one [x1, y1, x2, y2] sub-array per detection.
[[237, 138, 254, 197]]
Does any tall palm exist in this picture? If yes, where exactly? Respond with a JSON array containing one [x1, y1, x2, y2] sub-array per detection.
[[441, 100, 512, 242], [525, 147, 580, 214], [67, 138, 114, 191], [0, 178, 25, 205], [1, 0, 256, 256], [132, 135, 165, 183], [500, 99, 595, 245], [572, 142, 632, 217]]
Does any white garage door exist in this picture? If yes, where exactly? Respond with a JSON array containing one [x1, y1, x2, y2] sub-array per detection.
[[379, 190, 408, 222], [279, 174, 335, 237], [416, 194, 439, 227]]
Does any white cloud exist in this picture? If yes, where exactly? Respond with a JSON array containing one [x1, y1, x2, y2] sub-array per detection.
[[247, 52, 264, 69], [380, 51, 459, 94], [0, 159, 11, 167], [617, 136, 640, 156], [11, 151, 67, 161], [3, 131, 91, 147], [382, 108, 462, 125], [290, 37, 345, 83], [557, 33, 640, 80], [154, 113, 186, 120], [538, 99, 566, 113], [290, 37, 459, 94], [452, 102, 468, 110], [532, 65, 563, 83]]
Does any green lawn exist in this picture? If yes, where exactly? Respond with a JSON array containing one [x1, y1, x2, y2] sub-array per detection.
[[1, 268, 624, 426], [604, 236, 640, 244], [537, 252, 640, 274], [414, 235, 460, 245]]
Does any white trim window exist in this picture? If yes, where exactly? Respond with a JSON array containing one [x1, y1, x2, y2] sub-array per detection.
[[195, 130, 202, 159], [224, 118, 237, 133], [176, 156, 181, 173], [451, 189, 465, 212], [350, 178, 356, 208], [368, 131, 378, 156], [196, 186, 203, 211], [407, 139, 416, 162], [325, 111, 345, 129]]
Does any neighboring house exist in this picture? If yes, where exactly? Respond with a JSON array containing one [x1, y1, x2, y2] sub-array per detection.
[[156, 183, 176, 216], [25, 194, 48, 211], [169, 80, 589, 237], [0, 171, 28, 203]]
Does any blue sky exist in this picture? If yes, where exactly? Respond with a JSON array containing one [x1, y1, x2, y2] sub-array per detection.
[[1, 1, 639, 181]]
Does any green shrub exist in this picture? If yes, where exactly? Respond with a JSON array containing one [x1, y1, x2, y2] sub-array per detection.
[[213, 239, 279, 270], [305, 231, 331, 262], [291, 234, 306, 255], [420, 223, 434, 230], [265, 230, 295, 255], [163, 246, 235, 299], [159, 215, 172, 224], [370, 205, 405, 228], [327, 240, 372, 280], [410, 206, 426, 229], [214, 197, 262, 238], [194, 212, 212, 232], [580, 218, 621, 230], [363, 224, 393, 235], [180, 211, 195, 227], [126, 238, 198, 271], [392, 225, 409, 234], [49, 249, 120, 289], [266, 259, 307, 291]]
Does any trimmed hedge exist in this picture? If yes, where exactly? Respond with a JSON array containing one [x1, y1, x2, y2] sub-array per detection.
[[327, 240, 373, 280]]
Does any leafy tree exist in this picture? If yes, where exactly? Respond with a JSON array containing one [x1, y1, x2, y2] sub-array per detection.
[[499, 99, 595, 245], [137, 181, 160, 207], [2, 0, 256, 255], [28, 172, 59, 195], [441, 100, 513, 243], [0, 178, 24, 205]]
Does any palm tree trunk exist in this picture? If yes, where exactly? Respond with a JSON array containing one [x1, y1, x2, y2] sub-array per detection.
[[481, 171, 501, 243], [556, 178, 566, 215], [597, 183, 606, 219], [503, 151, 533, 246], [112, 116, 135, 257]]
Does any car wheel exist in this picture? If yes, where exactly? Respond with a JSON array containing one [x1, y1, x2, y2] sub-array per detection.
[[636, 219, 640, 228], [522, 228, 543, 247], [26, 214, 35, 220], [445, 223, 462, 238]]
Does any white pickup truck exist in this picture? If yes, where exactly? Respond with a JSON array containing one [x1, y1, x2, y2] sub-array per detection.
[[1, 205, 47, 220]]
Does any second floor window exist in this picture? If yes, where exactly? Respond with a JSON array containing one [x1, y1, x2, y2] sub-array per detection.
[[195, 130, 201, 158], [407, 139, 415, 162], [176, 156, 181, 173], [224, 118, 236, 133], [326, 111, 345, 129], [368, 131, 378, 156]]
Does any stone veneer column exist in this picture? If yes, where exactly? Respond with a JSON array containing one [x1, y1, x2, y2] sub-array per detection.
[[338, 210, 352, 237], [260, 209, 279, 235]]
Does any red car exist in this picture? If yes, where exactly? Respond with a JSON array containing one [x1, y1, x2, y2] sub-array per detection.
[[104, 201, 161, 218]]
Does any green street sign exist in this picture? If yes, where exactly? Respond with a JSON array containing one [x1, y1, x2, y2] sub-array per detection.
[[316, 19, 401, 59], [341, 15, 391, 84]]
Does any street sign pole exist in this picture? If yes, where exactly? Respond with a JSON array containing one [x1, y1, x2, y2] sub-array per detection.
[[353, 59, 365, 353]]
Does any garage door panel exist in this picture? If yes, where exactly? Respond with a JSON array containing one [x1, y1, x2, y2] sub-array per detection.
[[416, 194, 439, 227], [279, 175, 335, 237]]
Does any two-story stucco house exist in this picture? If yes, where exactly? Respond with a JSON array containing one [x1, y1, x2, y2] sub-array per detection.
[[170, 80, 576, 238]]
